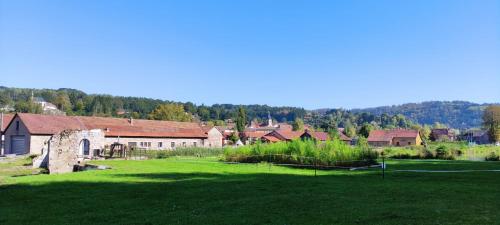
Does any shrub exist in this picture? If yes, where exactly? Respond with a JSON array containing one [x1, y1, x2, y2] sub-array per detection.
[[485, 152, 500, 161], [224, 138, 378, 167]]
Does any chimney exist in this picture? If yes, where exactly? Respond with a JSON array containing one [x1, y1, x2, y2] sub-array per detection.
[[129, 117, 134, 126]]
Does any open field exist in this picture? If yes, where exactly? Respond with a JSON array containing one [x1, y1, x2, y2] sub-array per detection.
[[1, 157, 500, 225]]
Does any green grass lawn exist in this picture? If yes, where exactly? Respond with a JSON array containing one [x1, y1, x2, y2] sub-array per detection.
[[1, 157, 500, 225]]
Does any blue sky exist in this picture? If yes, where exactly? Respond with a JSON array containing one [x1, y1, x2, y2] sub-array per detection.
[[0, 0, 498, 109]]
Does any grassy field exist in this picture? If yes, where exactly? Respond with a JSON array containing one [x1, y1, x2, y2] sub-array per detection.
[[1, 157, 500, 225]]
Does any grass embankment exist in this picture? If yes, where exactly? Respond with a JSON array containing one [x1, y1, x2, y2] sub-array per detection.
[[383, 142, 500, 161], [224, 139, 378, 167], [1, 157, 500, 225]]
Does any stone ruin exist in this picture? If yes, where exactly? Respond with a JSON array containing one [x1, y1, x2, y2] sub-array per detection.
[[33, 129, 106, 174]]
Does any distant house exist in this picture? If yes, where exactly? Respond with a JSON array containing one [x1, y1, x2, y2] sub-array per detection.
[[367, 129, 423, 147], [215, 126, 236, 146], [0, 113, 15, 155], [261, 130, 304, 143], [460, 130, 490, 145], [300, 129, 352, 144], [3, 113, 224, 156], [33, 97, 65, 115], [430, 128, 456, 141], [242, 131, 270, 144]]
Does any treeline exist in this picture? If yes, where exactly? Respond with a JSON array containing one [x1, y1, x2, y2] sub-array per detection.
[[0, 86, 306, 123], [306, 108, 421, 137], [350, 101, 495, 129]]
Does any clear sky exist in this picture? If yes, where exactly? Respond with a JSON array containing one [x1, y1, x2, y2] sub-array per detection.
[[1, 0, 499, 109]]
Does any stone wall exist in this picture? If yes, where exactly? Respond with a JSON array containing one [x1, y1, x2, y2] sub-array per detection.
[[30, 135, 52, 155], [47, 129, 105, 174]]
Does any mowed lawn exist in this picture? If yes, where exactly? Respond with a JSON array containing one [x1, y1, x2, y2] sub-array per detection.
[[1, 158, 500, 225]]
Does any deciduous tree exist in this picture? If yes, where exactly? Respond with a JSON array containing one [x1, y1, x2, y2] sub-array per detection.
[[483, 105, 500, 143], [148, 104, 192, 122]]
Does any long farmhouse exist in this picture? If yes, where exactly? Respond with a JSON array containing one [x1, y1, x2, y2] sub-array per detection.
[[3, 113, 223, 156]]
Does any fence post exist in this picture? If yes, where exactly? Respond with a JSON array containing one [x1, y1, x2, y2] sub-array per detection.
[[268, 153, 271, 172], [382, 152, 385, 180], [314, 158, 317, 177]]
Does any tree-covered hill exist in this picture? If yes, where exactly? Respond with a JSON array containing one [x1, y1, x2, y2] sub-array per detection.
[[349, 101, 496, 129], [0, 86, 306, 123]]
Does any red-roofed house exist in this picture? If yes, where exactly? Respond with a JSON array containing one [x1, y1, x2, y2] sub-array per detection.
[[261, 130, 304, 143], [367, 129, 423, 147], [1, 113, 15, 155], [3, 113, 223, 155], [300, 129, 352, 144]]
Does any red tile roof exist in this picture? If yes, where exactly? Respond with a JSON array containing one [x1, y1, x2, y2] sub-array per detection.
[[13, 113, 208, 138], [273, 130, 304, 140], [262, 135, 281, 143], [337, 130, 352, 141], [367, 129, 419, 142], [310, 131, 329, 141], [242, 131, 270, 138], [1, 114, 15, 133]]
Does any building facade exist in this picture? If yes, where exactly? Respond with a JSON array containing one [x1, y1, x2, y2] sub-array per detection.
[[3, 113, 223, 156]]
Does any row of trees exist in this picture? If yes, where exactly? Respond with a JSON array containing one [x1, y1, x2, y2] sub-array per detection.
[[0, 87, 306, 123]]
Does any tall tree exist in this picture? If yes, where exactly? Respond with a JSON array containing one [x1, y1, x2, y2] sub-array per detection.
[[483, 105, 500, 143], [148, 104, 193, 122], [235, 106, 247, 132], [358, 123, 374, 138], [292, 118, 305, 131], [54, 92, 72, 113]]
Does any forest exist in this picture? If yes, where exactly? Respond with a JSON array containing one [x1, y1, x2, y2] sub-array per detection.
[[0, 86, 493, 130]]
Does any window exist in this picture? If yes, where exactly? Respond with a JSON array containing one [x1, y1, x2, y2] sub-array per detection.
[[408, 142, 411, 145], [396, 142, 400, 146], [16, 121, 19, 131], [182, 142, 186, 147], [158, 142, 163, 148], [193, 142, 197, 147], [171, 142, 175, 148], [140, 142, 152, 148]]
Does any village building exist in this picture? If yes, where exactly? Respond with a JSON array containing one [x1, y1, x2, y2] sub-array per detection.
[[32, 97, 65, 115], [300, 129, 352, 144], [367, 129, 423, 147], [0, 113, 15, 155], [261, 130, 305, 143], [3, 113, 223, 156], [430, 128, 457, 141], [459, 130, 490, 145]]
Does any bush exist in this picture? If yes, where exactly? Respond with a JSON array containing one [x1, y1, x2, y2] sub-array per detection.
[[224, 138, 378, 168], [132, 147, 224, 159], [435, 145, 454, 160], [485, 152, 500, 161]]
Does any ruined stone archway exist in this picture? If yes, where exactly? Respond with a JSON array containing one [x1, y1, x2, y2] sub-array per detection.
[[79, 139, 90, 156]]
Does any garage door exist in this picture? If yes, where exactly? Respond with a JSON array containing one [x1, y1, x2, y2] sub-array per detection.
[[10, 136, 26, 154]]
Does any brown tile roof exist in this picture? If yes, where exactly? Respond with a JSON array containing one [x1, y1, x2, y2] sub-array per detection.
[[242, 131, 270, 138], [1, 114, 15, 133], [273, 130, 304, 141], [14, 113, 208, 138], [367, 129, 419, 142], [310, 131, 329, 141], [337, 130, 352, 141], [262, 135, 281, 143]]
